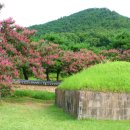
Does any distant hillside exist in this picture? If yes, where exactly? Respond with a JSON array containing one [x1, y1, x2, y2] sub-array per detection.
[[29, 8, 130, 36], [29, 8, 130, 51]]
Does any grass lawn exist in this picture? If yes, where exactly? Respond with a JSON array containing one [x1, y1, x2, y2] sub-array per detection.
[[0, 97, 130, 130], [59, 61, 130, 92]]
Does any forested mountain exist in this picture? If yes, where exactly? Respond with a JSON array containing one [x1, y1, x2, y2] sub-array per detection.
[[29, 8, 130, 51], [30, 8, 130, 36]]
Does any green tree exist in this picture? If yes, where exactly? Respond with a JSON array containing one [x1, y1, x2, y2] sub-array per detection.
[[111, 32, 130, 50]]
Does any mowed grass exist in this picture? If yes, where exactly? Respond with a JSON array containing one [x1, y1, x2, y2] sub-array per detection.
[[0, 97, 130, 130], [59, 61, 130, 92]]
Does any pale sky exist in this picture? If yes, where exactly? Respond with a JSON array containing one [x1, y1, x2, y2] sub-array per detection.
[[0, 0, 130, 27]]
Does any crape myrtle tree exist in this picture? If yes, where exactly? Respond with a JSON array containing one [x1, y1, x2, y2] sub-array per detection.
[[0, 4, 18, 96], [0, 18, 45, 80], [37, 41, 105, 80], [100, 49, 120, 61], [0, 46, 19, 97], [100, 49, 130, 62], [37, 41, 63, 81], [0, 16, 44, 96], [62, 49, 105, 75], [118, 49, 130, 62]]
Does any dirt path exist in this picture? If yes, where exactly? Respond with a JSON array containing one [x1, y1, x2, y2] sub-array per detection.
[[13, 84, 56, 92]]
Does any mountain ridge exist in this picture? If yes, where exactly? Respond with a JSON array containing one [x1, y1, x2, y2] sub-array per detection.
[[29, 8, 130, 36]]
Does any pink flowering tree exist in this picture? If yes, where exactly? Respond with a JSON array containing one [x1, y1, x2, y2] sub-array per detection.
[[37, 41, 105, 80], [100, 49, 120, 61], [118, 49, 130, 61], [0, 46, 19, 97], [100, 49, 130, 62], [0, 18, 44, 80], [38, 42, 63, 81], [0, 16, 45, 96], [0, 5, 16, 96], [62, 49, 105, 75]]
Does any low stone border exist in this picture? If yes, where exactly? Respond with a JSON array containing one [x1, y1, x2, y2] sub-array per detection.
[[13, 79, 61, 86]]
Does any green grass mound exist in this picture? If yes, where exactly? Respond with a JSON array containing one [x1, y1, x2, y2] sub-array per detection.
[[59, 61, 130, 92]]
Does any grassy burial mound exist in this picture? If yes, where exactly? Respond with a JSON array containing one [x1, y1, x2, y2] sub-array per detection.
[[56, 61, 130, 120], [59, 61, 130, 93]]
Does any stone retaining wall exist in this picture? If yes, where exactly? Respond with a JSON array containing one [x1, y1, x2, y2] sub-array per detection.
[[56, 89, 80, 117], [55, 89, 130, 120]]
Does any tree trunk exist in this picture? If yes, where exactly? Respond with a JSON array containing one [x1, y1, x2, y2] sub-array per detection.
[[23, 68, 28, 80], [56, 70, 60, 81], [46, 68, 50, 81]]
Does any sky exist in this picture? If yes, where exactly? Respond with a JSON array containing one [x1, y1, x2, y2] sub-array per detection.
[[0, 0, 130, 27]]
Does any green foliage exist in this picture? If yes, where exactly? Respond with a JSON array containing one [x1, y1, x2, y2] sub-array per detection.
[[111, 32, 130, 50], [13, 90, 55, 100], [28, 77, 40, 80], [59, 61, 130, 92]]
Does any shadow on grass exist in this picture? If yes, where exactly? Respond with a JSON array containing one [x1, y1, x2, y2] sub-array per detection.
[[43, 104, 76, 121]]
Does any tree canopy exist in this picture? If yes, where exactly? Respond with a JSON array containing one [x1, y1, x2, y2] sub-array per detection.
[[29, 8, 130, 51]]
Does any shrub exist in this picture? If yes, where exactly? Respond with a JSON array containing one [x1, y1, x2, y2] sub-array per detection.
[[100, 49, 120, 61], [0, 83, 13, 97], [14, 90, 55, 100]]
